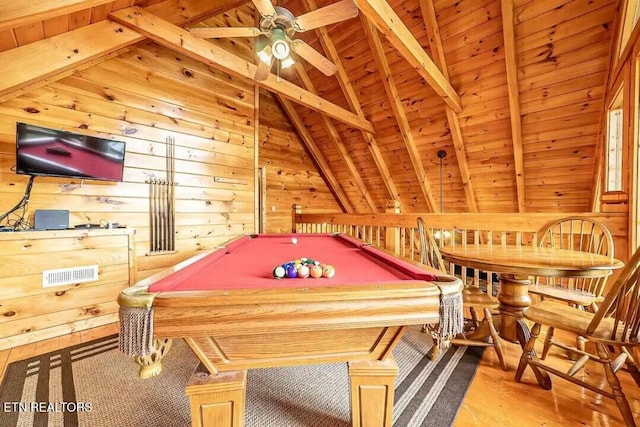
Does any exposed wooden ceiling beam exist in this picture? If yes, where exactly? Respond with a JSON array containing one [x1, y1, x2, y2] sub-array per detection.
[[294, 63, 378, 212], [0, 0, 114, 32], [276, 95, 354, 213], [0, 46, 130, 104], [501, 0, 526, 212], [352, 0, 462, 114], [0, 0, 244, 102], [419, 0, 478, 213], [362, 16, 437, 212], [0, 21, 143, 102], [109, 7, 374, 133], [301, 0, 404, 212]]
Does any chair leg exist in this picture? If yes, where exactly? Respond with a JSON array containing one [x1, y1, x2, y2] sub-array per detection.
[[515, 321, 551, 389], [516, 322, 541, 382], [596, 343, 636, 427], [484, 308, 507, 371], [469, 307, 480, 329], [541, 326, 554, 360], [627, 347, 640, 387]]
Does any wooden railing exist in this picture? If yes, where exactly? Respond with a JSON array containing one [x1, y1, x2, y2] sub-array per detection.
[[291, 203, 629, 291]]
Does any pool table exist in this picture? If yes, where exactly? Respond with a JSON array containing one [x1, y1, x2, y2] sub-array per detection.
[[118, 233, 462, 427]]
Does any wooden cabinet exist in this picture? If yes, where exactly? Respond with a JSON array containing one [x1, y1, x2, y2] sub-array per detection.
[[0, 228, 135, 350]]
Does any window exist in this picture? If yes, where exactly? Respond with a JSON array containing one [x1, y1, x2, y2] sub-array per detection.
[[619, 1, 640, 59], [606, 88, 624, 192]]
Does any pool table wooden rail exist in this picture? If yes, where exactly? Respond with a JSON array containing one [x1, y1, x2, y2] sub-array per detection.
[[120, 278, 460, 373]]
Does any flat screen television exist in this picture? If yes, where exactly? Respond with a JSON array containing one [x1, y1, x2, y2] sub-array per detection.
[[15, 122, 126, 182]]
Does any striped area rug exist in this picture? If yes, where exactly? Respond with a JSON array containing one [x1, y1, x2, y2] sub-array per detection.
[[0, 326, 483, 427]]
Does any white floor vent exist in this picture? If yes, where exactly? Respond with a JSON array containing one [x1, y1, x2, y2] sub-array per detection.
[[42, 265, 99, 288]]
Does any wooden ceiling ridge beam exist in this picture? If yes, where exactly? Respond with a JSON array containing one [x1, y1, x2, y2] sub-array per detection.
[[500, 0, 526, 213], [419, 0, 478, 213], [361, 15, 437, 212], [294, 63, 378, 213], [300, 0, 404, 212], [352, 0, 462, 113], [0, 0, 246, 103], [275, 95, 354, 213], [109, 7, 374, 133]]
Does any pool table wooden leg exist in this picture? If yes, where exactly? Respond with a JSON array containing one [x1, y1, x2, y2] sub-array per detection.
[[185, 369, 247, 427], [349, 357, 399, 427]]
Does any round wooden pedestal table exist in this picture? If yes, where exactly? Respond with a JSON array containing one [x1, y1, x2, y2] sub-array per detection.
[[439, 244, 623, 343]]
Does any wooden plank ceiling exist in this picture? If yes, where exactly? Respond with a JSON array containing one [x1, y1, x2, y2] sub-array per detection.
[[0, 0, 617, 213]]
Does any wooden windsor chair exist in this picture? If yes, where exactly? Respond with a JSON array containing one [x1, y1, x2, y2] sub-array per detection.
[[417, 217, 507, 370], [531, 216, 615, 358], [516, 246, 640, 426]]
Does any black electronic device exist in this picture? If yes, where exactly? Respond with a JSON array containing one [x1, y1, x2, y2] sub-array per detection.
[[74, 224, 103, 229], [34, 209, 70, 230], [16, 122, 126, 182]]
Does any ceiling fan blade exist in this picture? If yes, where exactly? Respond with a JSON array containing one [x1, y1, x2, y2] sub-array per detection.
[[189, 27, 263, 38], [254, 57, 272, 81], [252, 0, 277, 18], [290, 40, 337, 76], [292, 0, 358, 32]]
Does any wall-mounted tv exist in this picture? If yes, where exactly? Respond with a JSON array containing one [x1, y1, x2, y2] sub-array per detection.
[[15, 122, 126, 182]]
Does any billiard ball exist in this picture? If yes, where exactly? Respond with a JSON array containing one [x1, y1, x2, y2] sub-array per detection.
[[310, 265, 323, 278], [322, 265, 336, 278], [273, 266, 286, 279], [291, 237, 298, 244], [286, 266, 298, 278], [297, 265, 310, 278]]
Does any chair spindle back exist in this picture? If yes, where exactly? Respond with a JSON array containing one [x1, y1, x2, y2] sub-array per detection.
[[417, 217, 447, 272], [587, 247, 640, 343]]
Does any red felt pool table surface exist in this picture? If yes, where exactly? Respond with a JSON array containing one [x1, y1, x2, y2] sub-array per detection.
[[149, 233, 438, 292]]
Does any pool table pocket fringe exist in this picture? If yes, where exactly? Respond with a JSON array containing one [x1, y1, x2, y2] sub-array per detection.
[[118, 305, 154, 356], [438, 290, 464, 342]]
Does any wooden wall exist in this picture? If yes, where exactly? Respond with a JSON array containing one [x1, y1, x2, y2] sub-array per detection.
[[0, 229, 134, 350], [258, 90, 342, 233], [0, 42, 257, 281]]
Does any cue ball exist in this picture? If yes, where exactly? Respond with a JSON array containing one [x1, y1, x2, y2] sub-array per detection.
[[291, 237, 298, 244]]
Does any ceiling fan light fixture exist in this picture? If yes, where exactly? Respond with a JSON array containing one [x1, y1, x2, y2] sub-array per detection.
[[256, 35, 273, 64], [270, 27, 290, 60], [257, 45, 273, 64], [272, 40, 290, 60], [280, 55, 295, 69]]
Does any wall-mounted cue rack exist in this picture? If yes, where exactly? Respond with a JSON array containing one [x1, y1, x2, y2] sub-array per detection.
[[147, 136, 177, 255]]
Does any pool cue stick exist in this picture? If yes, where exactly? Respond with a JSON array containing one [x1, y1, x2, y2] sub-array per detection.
[[148, 179, 154, 251], [171, 137, 176, 251], [150, 179, 156, 251], [167, 136, 175, 252], [156, 179, 162, 251], [159, 179, 166, 251]]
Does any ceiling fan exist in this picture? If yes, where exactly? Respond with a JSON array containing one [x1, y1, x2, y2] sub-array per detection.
[[189, 0, 359, 80]]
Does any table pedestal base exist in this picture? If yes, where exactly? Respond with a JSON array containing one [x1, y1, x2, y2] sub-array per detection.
[[186, 370, 247, 427], [497, 273, 532, 342], [349, 357, 399, 427]]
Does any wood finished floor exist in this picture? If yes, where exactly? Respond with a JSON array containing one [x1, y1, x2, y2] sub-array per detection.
[[0, 324, 638, 426]]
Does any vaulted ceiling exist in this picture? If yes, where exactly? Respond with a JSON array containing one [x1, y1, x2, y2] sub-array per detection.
[[0, 0, 619, 213]]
